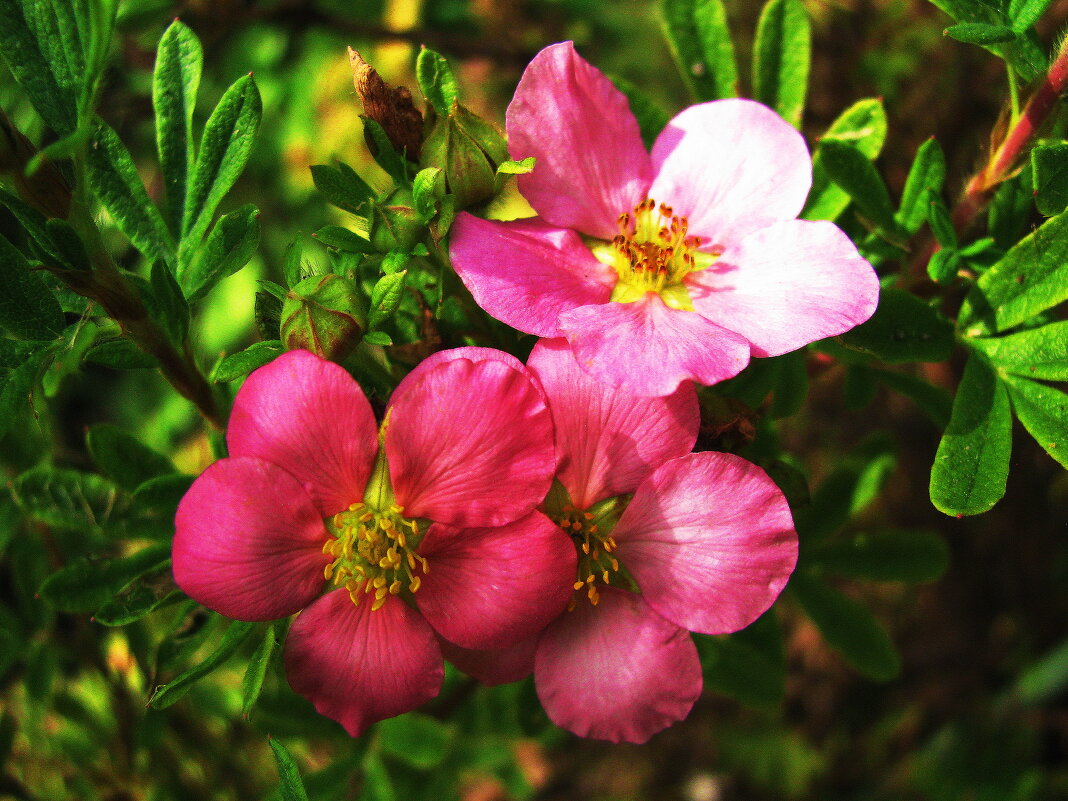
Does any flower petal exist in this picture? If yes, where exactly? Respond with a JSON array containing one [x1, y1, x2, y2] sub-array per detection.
[[173, 457, 329, 622], [649, 99, 811, 244], [534, 588, 701, 744], [507, 42, 652, 239], [560, 295, 751, 396], [686, 219, 880, 357], [528, 338, 699, 507], [284, 589, 444, 737], [450, 214, 616, 338], [390, 346, 544, 407], [387, 356, 555, 527], [439, 636, 538, 686], [416, 512, 576, 649], [227, 349, 378, 517], [614, 452, 797, 635]]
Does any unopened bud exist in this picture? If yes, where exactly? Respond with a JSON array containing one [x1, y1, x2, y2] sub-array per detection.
[[349, 47, 423, 161], [420, 101, 508, 209], [370, 187, 424, 252], [281, 274, 367, 362]]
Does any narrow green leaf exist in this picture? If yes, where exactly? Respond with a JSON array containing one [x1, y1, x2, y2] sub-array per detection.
[[378, 714, 454, 769], [810, 529, 950, 583], [0, 187, 70, 269], [149, 619, 256, 709], [38, 544, 170, 613], [945, 22, 1018, 44], [312, 225, 372, 253], [270, 739, 311, 801], [1031, 142, 1068, 217], [930, 355, 1012, 515], [242, 623, 278, 718], [660, 0, 738, 100], [363, 331, 392, 346], [1014, 637, 1068, 706], [283, 240, 303, 288], [1003, 374, 1068, 468], [0, 0, 76, 134], [146, 259, 190, 345], [361, 117, 409, 183], [494, 157, 536, 176], [412, 167, 443, 223], [181, 73, 262, 253], [86, 118, 174, 264], [803, 98, 887, 221], [838, 289, 954, 363], [818, 140, 904, 237], [898, 138, 948, 234], [872, 368, 953, 428], [416, 47, 460, 117], [696, 611, 785, 706], [210, 340, 282, 383], [86, 423, 175, 492], [23, 1, 82, 106], [609, 76, 671, 150], [84, 338, 158, 369], [368, 270, 408, 328], [843, 364, 878, 410], [44, 218, 91, 272], [153, 20, 203, 233], [1009, 0, 1054, 31], [927, 247, 961, 284], [0, 349, 47, 439], [769, 350, 808, 418], [752, 0, 811, 128], [93, 587, 183, 627], [181, 204, 259, 303], [0, 234, 65, 341], [926, 190, 958, 248], [10, 465, 124, 533], [988, 168, 1035, 249], [958, 211, 1068, 336], [970, 321, 1068, 380], [310, 163, 375, 216]]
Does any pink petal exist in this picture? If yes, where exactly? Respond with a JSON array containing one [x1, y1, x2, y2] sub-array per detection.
[[227, 349, 378, 517], [439, 636, 538, 686], [559, 295, 751, 396], [649, 100, 811, 245], [173, 457, 329, 622], [614, 452, 797, 635], [416, 512, 576, 649], [386, 356, 555, 527], [534, 588, 702, 744], [450, 214, 616, 338], [686, 219, 880, 357], [390, 346, 545, 407], [284, 589, 444, 737], [527, 338, 699, 508], [507, 42, 652, 239]]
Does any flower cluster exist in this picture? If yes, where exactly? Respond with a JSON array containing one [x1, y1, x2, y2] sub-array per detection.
[[174, 41, 876, 742]]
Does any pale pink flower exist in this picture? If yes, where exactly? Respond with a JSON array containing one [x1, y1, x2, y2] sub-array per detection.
[[449, 42, 880, 396], [172, 348, 575, 736], [445, 339, 798, 743]]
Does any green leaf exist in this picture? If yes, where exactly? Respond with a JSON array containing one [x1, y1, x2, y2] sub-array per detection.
[[697, 611, 785, 706], [363, 331, 392, 346], [153, 20, 203, 233], [609, 76, 671, 150], [361, 117, 409, 183], [145, 259, 190, 345], [927, 247, 961, 284], [1008, 0, 1054, 31], [23, 1, 83, 102], [1013, 637, 1068, 706], [843, 364, 878, 410], [377, 713, 454, 769], [926, 190, 958, 248], [38, 544, 171, 613], [988, 167, 1035, 249], [242, 623, 279, 719], [181, 73, 262, 255], [817, 140, 904, 237], [149, 619, 256, 709], [871, 368, 953, 428], [0, 187, 67, 267], [310, 163, 375, 216], [10, 466, 124, 533], [929, 0, 1046, 80], [789, 572, 900, 681], [181, 204, 259, 303], [769, 350, 808, 418], [494, 157, 536, 176], [930, 355, 1011, 515], [660, 0, 738, 100], [970, 321, 1068, 380], [412, 167, 443, 223], [945, 22, 1017, 44], [93, 586, 183, 627], [1003, 374, 1068, 469], [283, 240, 303, 288], [0, 234, 65, 341], [0, 348, 47, 439], [752, 0, 811, 128], [44, 218, 91, 272], [86, 424, 175, 492], [1030, 142, 1068, 217], [270, 739, 311, 801], [0, 0, 76, 134], [809, 529, 950, 583], [368, 270, 408, 329], [313, 225, 373, 253], [84, 338, 158, 369], [86, 118, 174, 264], [803, 98, 887, 221], [838, 289, 954, 363], [958, 211, 1068, 336], [210, 340, 282, 383], [416, 47, 460, 117]]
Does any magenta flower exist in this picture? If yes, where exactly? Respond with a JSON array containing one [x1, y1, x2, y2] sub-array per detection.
[[449, 42, 880, 396], [445, 339, 799, 743], [172, 348, 575, 736]]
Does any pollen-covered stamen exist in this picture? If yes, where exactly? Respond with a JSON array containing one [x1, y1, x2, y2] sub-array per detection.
[[556, 503, 623, 610], [607, 197, 710, 291], [324, 501, 429, 611]]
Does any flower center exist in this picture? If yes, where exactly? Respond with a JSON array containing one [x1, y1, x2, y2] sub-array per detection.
[[590, 197, 720, 311], [323, 502, 429, 611]]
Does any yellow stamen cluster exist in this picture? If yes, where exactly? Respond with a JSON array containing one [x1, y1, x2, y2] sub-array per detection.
[[323, 501, 428, 611], [555, 503, 620, 610]]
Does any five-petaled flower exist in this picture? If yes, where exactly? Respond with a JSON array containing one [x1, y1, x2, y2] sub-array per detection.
[[449, 41, 881, 396], [443, 339, 799, 743], [172, 348, 575, 736]]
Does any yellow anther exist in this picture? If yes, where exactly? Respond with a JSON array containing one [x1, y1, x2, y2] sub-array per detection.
[[375, 586, 388, 600], [349, 502, 360, 511], [371, 595, 387, 611], [349, 590, 362, 606], [378, 556, 391, 568], [409, 576, 421, 593], [389, 580, 402, 595], [583, 512, 593, 520], [373, 576, 386, 588], [359, 512, 375, 522], [364, 581, 374, 593], [407, 552, 417, 569], [602, 570, 610, 583], [611, 558, 619, 571], [581, 541, 590, 554], [345, 579, 361, 592], [389, 504, 404, 514], [573, 581, 585, 591], [586, 574, 595, 584], [322, 539, 335, 555], [323, 563, 335, 580], [332, 514, 343, 527], [397, 530, 407, 548]]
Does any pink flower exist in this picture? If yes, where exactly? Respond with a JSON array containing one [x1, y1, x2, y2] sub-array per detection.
[[445, 340, 799, 743], [449, 42, 880, 397], [172, 348, 575, 736]]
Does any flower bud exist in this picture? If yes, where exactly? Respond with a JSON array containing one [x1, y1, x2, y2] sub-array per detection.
[[370, 187, 424, 252], [281, 274, 367, 362], [420, 101, 508, 209]]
